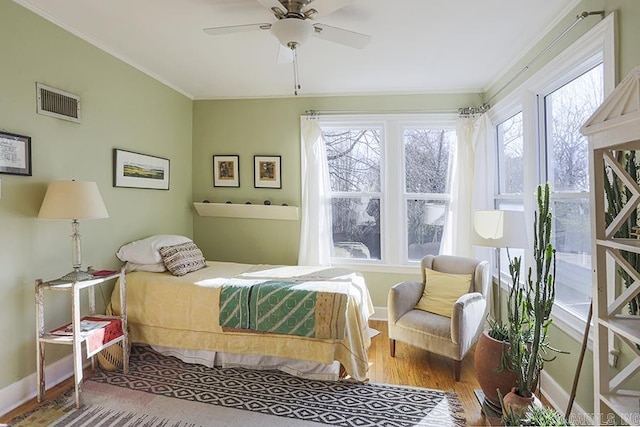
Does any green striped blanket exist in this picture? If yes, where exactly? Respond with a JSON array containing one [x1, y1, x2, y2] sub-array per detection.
[[219, 280, 347, 339]]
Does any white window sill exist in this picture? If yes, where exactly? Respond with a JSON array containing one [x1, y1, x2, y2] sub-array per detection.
[[330, 260, 420, 275], [550, 302, 594, 351]]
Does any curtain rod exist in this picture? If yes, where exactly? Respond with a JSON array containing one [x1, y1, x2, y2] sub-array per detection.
[[459, 10, 605, 118], [304, 108, 458, 117]]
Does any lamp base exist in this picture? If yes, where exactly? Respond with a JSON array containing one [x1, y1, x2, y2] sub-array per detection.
[[59, 269, 95, 282]]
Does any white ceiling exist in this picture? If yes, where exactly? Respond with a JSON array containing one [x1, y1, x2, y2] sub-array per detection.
[[14, 0, 581, 100]]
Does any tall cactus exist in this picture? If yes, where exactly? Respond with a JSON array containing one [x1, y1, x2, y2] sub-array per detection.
[[503, 183, 566, 398]]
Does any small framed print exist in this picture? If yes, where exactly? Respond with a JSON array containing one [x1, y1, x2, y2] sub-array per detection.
[[113, 149, 170, 190], [254, 155, 281, 189], [0, 131, 32, 176], [213, 155, 240, 187]]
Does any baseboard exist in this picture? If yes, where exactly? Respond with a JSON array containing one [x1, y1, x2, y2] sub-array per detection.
[[0, 354, 74, 417], [539, 370, 593, 425]]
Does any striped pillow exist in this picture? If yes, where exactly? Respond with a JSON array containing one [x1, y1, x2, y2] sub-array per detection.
[[159, 242, 207, 276]]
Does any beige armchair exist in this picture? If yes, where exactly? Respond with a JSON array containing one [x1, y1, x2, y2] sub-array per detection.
[[388, 254, 490, 381]]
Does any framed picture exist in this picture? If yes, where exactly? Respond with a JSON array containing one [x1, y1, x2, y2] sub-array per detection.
[[254, 155, 281, 189], [213, 155, 240, 187], [113, 149, 170, 190], [0, 131, 32, 176]]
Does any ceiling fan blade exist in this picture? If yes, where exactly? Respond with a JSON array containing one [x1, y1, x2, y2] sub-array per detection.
[[302, 0, 355, 18], [203, 23, 271, 36], [313, 23, 370, 49], [256, 0, 287, 18], [277, 44, 294, 64]]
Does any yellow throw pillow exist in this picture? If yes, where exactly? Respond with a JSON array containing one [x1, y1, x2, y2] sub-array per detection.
[[414, 268, 472, 318]]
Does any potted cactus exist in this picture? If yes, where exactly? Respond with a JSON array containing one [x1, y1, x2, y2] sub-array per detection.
[[501, 392, 572, 427], [500, 183, 567, 416]]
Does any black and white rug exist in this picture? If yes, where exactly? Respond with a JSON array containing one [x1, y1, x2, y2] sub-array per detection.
[[93, 345, 465, 426], [12, 346, 466, 427]]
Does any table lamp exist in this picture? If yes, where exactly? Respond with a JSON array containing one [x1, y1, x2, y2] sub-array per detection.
[[38, 180, 109, 281], [472, 210, 528, 321]]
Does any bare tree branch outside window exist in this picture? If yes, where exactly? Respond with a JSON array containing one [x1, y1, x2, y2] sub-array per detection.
[[499, 113, 524, 194], [545, 63, 603, 318], [324, 128, 381, 259], [322, 124, 455, 262], [405, 128, 455, 260]]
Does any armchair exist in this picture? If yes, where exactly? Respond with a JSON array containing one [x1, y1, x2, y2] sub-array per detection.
[[388, 254, 490, 381]]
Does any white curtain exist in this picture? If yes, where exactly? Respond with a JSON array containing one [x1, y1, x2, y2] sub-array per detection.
[[298, 117, 333, 266], [441, 114, 492, 257]]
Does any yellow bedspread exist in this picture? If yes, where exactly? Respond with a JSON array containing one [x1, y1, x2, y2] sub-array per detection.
[[110, 261, 374, 381]]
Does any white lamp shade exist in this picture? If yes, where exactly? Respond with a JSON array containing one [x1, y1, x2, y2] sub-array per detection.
[[38, 181, 109, 220], [472, 210, 528, 249], [271, 18, 314, 48]]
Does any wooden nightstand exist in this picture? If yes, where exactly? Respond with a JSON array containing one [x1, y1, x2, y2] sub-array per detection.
[[35, 267, 128, 408]]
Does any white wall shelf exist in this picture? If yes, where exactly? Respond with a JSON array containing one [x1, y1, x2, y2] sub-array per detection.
[[193, 202, 299, 221]]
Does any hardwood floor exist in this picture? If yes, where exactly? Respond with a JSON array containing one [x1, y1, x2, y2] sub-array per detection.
[[367, 320, 491, 426], [1, 319, 493, 425]]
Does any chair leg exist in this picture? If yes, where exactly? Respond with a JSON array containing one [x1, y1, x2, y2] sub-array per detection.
[[454, 360, 461, 381], [389, 339, 396, 357]]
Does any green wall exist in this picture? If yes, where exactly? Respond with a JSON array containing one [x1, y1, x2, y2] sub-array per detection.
[[0, 0, 193, 392]]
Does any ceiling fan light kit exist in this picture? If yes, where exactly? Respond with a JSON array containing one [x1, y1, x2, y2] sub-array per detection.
[[270, 18, 314, 48]]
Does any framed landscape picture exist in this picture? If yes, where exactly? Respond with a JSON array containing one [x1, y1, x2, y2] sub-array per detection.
[[254, 155, 281, 189], [213, 155, 240, 187], [0, 131, 32, 176], [113, 149, 170, 190]]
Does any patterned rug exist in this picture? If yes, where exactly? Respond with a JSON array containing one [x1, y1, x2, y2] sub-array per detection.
[[10, 346, 466, 426]]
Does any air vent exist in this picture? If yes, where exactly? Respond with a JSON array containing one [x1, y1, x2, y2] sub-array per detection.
[[36, 83, 81, 123]]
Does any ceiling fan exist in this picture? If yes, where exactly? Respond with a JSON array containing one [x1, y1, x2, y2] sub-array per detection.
[[203, 0, 371, 94]]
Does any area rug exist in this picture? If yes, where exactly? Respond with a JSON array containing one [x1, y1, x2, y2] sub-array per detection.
[[9, 345, 466, 426]]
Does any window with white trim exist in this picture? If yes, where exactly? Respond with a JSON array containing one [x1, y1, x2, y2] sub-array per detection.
[[404, 127, 456, 261], [541, 63, 603, 319], [491, 14, 613, 332], [319, 115, 456, 266], [324, 126, 382, 260]]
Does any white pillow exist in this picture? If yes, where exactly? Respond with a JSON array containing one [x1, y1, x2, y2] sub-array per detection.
[[124, 261, 168, 274], [116, 235, 192, 264]]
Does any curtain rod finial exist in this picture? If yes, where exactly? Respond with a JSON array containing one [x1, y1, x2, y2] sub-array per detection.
[[458, 103, 491, 118], [579, 10, 605, 20]]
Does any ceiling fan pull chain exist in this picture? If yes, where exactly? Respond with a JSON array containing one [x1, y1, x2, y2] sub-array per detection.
[[291, 43, 301, 96]]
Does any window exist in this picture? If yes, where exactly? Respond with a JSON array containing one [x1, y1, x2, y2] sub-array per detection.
[[491, 14, 613, 335], [320, 116, 456, 266], [324, 127, 382, 260], [495, 112, 525, 279], [497, 112, 524, 195], [404, 128, 455, 261], [542, 63, 603, 318]]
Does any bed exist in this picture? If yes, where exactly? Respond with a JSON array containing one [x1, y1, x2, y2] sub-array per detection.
[[109, 256, 374, 382]]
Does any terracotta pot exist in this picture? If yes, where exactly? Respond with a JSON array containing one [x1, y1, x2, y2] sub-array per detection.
[[502, 387, 542, 419], [473, 330, 518, 409]]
